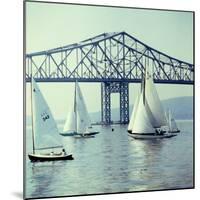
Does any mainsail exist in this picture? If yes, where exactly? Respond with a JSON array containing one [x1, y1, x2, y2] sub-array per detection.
[[63, 106, 76, 133], [131, 92, 155, 134], [32, 78, 62, 150], [145, 72, 167, 127]]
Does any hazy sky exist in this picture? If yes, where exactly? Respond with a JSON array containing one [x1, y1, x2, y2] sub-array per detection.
[[26, 1, 193, 119]]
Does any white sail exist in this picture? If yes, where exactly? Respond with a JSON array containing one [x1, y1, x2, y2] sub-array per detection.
[[131, 92, 155, 134], [63, 83, 77, 134], [32, 78, 62, 150], [63, 106, 76, 133], [75, 82, 91, 133], [128, 91, 140, 131], [165, 110, 169, 126], [77, 112, 88, 133], [62, 82, 93, 134], [145, 72, 166, 127], [168, 110, 178, 131]]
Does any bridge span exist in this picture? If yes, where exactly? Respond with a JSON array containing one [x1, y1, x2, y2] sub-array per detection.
[[25, 32, 194, 124]]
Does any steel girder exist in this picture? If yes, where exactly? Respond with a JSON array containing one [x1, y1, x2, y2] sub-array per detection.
[[120, 82, 129, 124], [25, 31, 194, 84], [101, 82, 111, 124]]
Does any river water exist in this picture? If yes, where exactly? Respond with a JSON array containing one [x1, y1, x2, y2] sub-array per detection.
[[25, 120, 193, 199]]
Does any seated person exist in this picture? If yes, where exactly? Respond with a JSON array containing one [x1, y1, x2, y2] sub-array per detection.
[[62, 149, 67, 156]]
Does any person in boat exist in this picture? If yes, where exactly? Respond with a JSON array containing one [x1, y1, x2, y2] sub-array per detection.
[[62, 148, 67, 156], [50, 151, 54, 156]]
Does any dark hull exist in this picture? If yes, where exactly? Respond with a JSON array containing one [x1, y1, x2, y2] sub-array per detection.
[[169, 130, 180, 133], [127, 130, 166, 135], [59, 132, 76, 136], [28, 154, 74, 162], [128, 133, 177, 140], [60, 131, 99, 137]]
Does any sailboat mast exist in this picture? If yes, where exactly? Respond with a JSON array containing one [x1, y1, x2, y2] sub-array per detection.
[[74, 81, 77, 133], [30, 76, 35, 154], [143, 63, 147, 105]]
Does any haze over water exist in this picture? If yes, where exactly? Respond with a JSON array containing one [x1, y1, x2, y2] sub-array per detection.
[[25, 120, 193, 199]]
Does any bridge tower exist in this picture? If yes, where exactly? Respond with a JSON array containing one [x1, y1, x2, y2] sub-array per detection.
[[101, 82, 129, 124]]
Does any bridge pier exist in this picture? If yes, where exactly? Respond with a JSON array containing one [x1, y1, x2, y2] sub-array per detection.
[[101, 82, 129, 125], [120, 83, 129, 124]]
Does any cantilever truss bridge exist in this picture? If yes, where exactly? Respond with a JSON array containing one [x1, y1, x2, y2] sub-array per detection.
[[25, 32, 194, 124]]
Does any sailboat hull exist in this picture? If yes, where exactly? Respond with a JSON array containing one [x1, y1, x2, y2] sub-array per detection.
[[77, 131, 99, 136], [28, 153, 74, 162], [59, 132, 77, 136], [128, 133, 177, 139], [168, 130, 180, 133], [74, 135, 95, 138]]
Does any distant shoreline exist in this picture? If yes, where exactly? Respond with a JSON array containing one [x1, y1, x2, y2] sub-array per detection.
[[26, 96, 193, 124]]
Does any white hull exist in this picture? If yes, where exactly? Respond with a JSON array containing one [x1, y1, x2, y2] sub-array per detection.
[[77, 131, 99, 136], [74, 135, 95, 139], [128, 133, 177, 139]]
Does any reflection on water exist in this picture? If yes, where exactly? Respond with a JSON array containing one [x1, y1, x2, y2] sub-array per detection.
[[25, 120, 193, 199]]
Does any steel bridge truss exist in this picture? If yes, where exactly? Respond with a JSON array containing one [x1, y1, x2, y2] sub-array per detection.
[[26, 31, 194, 124], [26, 31, 193, 84]]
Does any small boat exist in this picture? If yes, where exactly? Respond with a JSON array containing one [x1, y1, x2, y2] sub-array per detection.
[[128, 67, 176, 139], [61, 81, 99, 137], [167, 109, 180, 133], [28, 77, 73, 162], [28, 153, 73, 162]]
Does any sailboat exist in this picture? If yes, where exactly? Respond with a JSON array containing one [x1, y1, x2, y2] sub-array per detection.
[[167, 110, 180, 133], [28, 77, 73, 162], [60, 81, 99, 138], [128, 68, 177, 139]]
